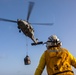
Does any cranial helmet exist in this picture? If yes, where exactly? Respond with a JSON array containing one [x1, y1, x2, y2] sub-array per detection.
[[46, 35, 62, 48]]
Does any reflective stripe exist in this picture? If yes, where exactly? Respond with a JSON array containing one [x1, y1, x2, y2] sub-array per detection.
[[53, 70, 74, 75]]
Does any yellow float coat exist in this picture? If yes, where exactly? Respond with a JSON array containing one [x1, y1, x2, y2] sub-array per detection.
[[34, 47, 76, 75]]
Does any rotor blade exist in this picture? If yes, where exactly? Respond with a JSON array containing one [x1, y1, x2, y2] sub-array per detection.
[[29, 23, 54, 25], [27, 2, 35, 22], [0, 18, 17, 23]]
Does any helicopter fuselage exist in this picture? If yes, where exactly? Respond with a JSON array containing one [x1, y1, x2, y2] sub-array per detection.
[[17, 20, 38, 43]]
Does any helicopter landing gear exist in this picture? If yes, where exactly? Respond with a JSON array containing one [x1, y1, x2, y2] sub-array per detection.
[[18, 26, 21, 33], [19, 30, 21, 33]]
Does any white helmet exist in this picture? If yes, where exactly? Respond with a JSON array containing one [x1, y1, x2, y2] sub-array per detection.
[[46, 35, 62, 48]]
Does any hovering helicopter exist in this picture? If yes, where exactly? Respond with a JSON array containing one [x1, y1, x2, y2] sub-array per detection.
[[0, 2, 53, 45], [0, 2, 54, 65]]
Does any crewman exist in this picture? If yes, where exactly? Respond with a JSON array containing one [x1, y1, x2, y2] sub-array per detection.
[[34, 35, 76, 75]]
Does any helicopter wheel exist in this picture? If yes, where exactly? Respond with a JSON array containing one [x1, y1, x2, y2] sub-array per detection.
[[19, 30, 21, 33], [18, 26, 20, 29]]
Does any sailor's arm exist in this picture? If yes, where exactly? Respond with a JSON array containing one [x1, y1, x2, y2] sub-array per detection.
[[34, 52, 46, 75]]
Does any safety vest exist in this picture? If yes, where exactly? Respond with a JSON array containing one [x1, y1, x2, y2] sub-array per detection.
[[45, 47, 73, 75]]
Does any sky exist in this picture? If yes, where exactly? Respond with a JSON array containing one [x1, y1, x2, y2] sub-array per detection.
[[0, 0, 76, 75]]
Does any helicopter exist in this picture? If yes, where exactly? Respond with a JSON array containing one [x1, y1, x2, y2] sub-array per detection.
[[0, 2, 53, 45], [0, 2, 53, 65]]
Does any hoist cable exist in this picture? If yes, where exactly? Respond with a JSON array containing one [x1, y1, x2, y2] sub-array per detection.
[[26, 36, 28, 55]]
